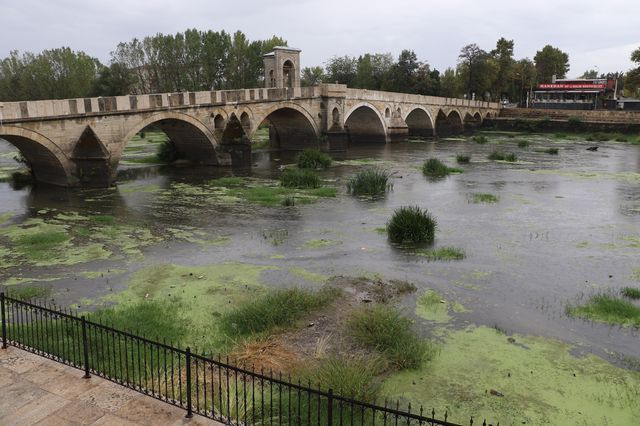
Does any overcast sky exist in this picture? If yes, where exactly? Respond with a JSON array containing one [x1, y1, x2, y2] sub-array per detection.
[[1, 0, 639, 78]]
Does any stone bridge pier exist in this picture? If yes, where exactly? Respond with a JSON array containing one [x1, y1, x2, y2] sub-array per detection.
[[0, 84, 499, 188]]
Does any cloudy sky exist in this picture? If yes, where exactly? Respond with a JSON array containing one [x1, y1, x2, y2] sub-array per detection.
[[1, 0, 638, 77]]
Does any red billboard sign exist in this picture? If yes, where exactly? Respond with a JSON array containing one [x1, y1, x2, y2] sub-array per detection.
[[538, 83, 606, 90]]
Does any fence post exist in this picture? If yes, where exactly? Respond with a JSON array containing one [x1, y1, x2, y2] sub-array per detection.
[[81, 316, 91, 378], [1, 292, 7, 349], [185, 347, 193, 418], [327, 388, 333, 426]]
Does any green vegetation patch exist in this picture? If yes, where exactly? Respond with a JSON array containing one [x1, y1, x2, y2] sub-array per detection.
[[488, 150, 517, 162], [415, 289, 452, 323], [220, 287, 340, 337], [471, 193, 499, 203], [414, 246, 465, 261], [103, 262, 275, 349], [303, 239, 342, 249], [7, 285, 51, 301], [347, 304, 436, 370], [346, 169, 392, 198], [280, 168, 321, 189], [517, 140, 530, 148], [387, 206, 437, 245], [422, 158, 462, 178], [303, 356, 384, 402], [622, 287, 640, 299], [472, 135, 488, 144], [455, 154, 470, 164], [296, 149, 332, 169], [566, 293, 640, 327], [382, 325, 640, 424]]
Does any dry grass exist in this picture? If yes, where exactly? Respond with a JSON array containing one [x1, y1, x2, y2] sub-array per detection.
[[229, 336, 301, 373]]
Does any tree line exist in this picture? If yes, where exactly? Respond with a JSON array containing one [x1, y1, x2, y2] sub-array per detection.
[[0, 29, 639, 103]]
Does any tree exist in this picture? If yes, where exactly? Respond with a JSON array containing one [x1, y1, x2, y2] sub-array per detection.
[[490, 38, 514, 100], [512, 58, 536, 104], [457, 44, 493, 99], [625, 47, 640, 96], [580, 69, 599, 79], [325, 56, 357, 86], [301, 66, 325, 86], [631, 46, 640, 64], [354, 53, 393, 90], [91, 63, 133, 96], [384, 50, 420, 93], [439, 68, 460, 97], [534, 45, 569, 83]]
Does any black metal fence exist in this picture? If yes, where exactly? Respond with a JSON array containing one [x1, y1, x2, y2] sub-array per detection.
[[0, 292, 492, 425]]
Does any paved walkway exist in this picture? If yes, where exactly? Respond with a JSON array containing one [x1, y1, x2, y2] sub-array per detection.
[[0, 346, 223, 426]]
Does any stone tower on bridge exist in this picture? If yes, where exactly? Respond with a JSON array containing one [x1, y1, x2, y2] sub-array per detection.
[[263, 47, 301, 89]]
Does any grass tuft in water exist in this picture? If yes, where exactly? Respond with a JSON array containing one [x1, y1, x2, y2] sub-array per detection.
[[281, 196, 296, 206], [415, 246, 465, 261], [471, 193, 499, 203], [566, 293, 640, 327], [517, 140, 530, 148], [422, 158, 461, 178], [280, 169, 320, 189], [621, 287, 640, 299], [296, 149, 332, 170], [387, 206, 437, 244], [220, 287, 341, 336], [488, 150, 517, 162], [472, 135, 488, 144], [347, 304, 436, 369], [7, 286, 51, 301], [456, 154, 470, 164], [544, 147, 559, 155], [346, 169, 392, 198]]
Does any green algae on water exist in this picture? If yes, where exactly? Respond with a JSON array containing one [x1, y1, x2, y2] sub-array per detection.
[[289, 266, 328, 284], [415, 289, 451, 323], [382, 325, 640, 425], [303, 239, 343, 249]]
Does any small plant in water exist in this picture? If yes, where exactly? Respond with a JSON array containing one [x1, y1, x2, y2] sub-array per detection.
[[280, 168, 320, 189], [545, 148, 559, 155], [566, 293, 640, 327], [472, 135, 488, 144], [517, 140, 530, 148], [422, 158, 460, 178], [387, 206, 437, 244], [488, 150, 517, 162], [296, 149, 332, 169], [281, 196, 295, 206], [622, 287, 640, 300], [346, 169, 392, 198], [415, 246, 465, 261], [456, 154, 470, 164], [471, 193, 499, 203]]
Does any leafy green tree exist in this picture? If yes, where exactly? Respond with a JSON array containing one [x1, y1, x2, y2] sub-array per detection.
[[490, 38, 514, 100], [439, 68, 460, 97], [325, 55, 358, 86], [384, 50, 420, 93], [457, 44, 493, 99], [512, 58, 536, 104], [301, 66, 325, 86], [354, 53, 393, 90], [90, 63, 133, 96], [534, 45, 569, 83], [580, 69, 599, 79]]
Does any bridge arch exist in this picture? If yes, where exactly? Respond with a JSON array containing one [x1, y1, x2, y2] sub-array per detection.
[[344, 103, 387, 144], [0, 126, 72, 186], [404, 107, 435, 136], [435, 109, 464, 137], [121, 111, 219, 166], [252, 103, 319, 150]]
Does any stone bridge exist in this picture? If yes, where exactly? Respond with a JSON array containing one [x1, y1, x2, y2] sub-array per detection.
[[0, 84, 500, 187]]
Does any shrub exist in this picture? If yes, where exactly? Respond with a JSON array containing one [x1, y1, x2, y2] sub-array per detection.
[[304, 356, 384, 402], [296, 149, 332, 169], [517, 140, 530, 148], [504, 152, 518, 162], [347, 305, 435, 369], [346, 169, 392, 197], [281, 196, 296, 206], [387, 206, 437, 244], [456, 154, 470, 164], [471, 193, 499, 203], [567, 116, 583, 127], [280, 169, 320, 188], [472, 135, 488, 144], [545, 148, 559, 155], [422, 158, 459, 178], [220, 287, 340, 336], [615, 136, 629, 142]]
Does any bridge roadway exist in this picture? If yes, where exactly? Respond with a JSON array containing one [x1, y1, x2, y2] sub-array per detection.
[[0, 84, 500, 187]]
